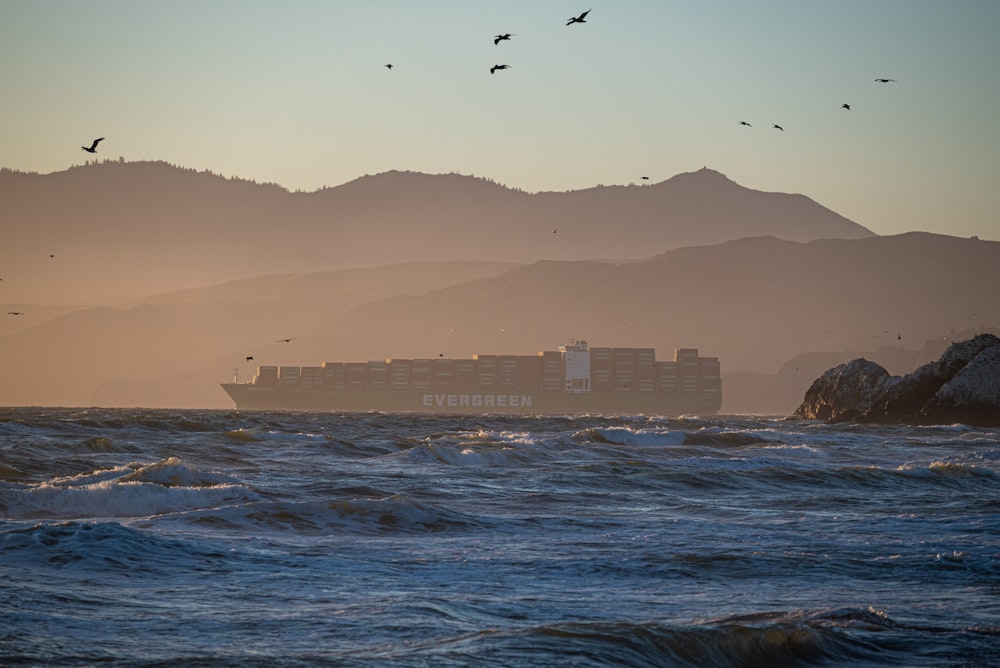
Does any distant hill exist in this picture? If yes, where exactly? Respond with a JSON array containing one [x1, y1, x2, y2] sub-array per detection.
[[0, 232, 995, 413], [0, 162, 872, 302]]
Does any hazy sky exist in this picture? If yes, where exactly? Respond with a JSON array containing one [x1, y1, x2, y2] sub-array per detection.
[[3, 1, 999, 240]]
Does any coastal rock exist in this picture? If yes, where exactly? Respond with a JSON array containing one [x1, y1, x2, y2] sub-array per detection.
[[794, 334, 1000, 426]]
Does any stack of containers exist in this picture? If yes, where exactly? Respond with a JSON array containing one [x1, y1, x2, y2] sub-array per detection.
[[541, 350, 563, 391], [612, 348, 637, 392], [700, 357, 721, 395], [279, 366, 301, 387], [455, 359, 476, 392], [255, 366, 279, 387], [498, 355, 519, 392], [345, 362, 368, 390], [388, 359, 412, 391], [635, 348, 656, 393], [589, 347, 612, 392], [411, 359, 433, 390], [474, 354, 498, 391], [518, 355, 543, 392], [322, 362, 347, 390], [655, 360, 678, 393], [433, 358, 456, 391], [367, 360, 389, 391], [299, 366, 323, 390], [676, 348, 701, 393]]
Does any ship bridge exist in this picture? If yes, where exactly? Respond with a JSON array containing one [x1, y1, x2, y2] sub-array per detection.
[[559, 339, 591, 392]]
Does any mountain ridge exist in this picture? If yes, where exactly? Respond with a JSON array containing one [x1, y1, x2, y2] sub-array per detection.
[[1, 161, 873, 303]]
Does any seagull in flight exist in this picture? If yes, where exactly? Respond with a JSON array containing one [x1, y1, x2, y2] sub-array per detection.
[[275, 338, 295, 343], [494, 33, 513, 45], [246, 355, 254, 362], [738, 121, 752, 127], [567, 9, 590, 25], [81, 137, 104, 153], [773, 124, 784, 131], [490, 64, 511, 74], [842, 103, 851, 110], [874, 78, 897, 83], [385, 63, 393, 69]]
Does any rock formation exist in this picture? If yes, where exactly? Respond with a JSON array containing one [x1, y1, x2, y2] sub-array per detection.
[[794, 334, 1000, 426]]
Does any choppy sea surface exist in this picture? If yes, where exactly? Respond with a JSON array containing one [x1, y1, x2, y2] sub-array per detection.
[[1, 408, 998, 667]]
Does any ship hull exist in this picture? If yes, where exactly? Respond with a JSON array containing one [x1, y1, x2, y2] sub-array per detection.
[[220, 384, 721, 416]]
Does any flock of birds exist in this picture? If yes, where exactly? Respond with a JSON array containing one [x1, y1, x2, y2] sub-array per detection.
[[739, 78, 898, 131], [385, 9, 591, 75]]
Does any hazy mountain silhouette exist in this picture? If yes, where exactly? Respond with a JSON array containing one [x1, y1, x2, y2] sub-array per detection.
[[0, 232, 994, 413], [0, 162, 872, 302]]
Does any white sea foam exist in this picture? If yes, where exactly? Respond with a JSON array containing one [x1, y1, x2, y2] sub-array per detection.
[[0, 457, 257, 521], [576, 426, 688, 447]]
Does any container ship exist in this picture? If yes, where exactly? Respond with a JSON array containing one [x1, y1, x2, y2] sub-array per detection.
[[220, 340, 721, 416]]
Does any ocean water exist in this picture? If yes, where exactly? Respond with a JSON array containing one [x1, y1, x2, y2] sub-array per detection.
[[1, 408, 997, 667]]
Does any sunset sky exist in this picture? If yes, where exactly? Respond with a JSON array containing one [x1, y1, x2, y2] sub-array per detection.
[[2, 1, 999, 240]]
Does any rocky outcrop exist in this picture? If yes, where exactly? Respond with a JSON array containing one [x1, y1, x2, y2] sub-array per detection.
[[794, 334, 1000, 426]]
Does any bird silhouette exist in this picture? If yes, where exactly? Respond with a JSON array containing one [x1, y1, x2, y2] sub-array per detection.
[[490, 64, 511, 74], [567, 9, 590, 25], [246, 356, 254, 362], [773, 124, 784, 131], [738, 121, 752, 127], [7, 311, 24, 316], [641, 176, 649, 180], [81, 137, 104, 153], [874, 78, 897, 83], [842, 103, 851, 110], [494, 33, 513, 45], [385, 64, 393, 69], [275, 338, 295, 343]]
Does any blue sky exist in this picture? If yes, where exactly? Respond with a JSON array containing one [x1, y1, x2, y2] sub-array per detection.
[[2, 1, 999, 239]]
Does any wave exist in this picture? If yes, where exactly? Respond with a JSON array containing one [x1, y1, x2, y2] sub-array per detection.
[[573, 426, 688, 447], [154, 494, 490, 535], [381, 606, 916, 667], [0, 520, 235, 574], [0, 457, 257, 520]]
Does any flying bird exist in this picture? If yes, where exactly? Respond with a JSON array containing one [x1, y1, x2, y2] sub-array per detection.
[[7, 311, 23, 316], [490, 64, 511, 74], [773, 124, 784, 131], [385, 64, 393, 69], [842, 103, 851, 110], [874, 78, 897, 83], [567, 9, 591, 25], [641, 176, 649, 180], [246, 356, 254, 362], [81, 137, 104, 153], [275, 338, 295, 343], [738, 121, 752, 127], [494, 33, 513, 45]]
